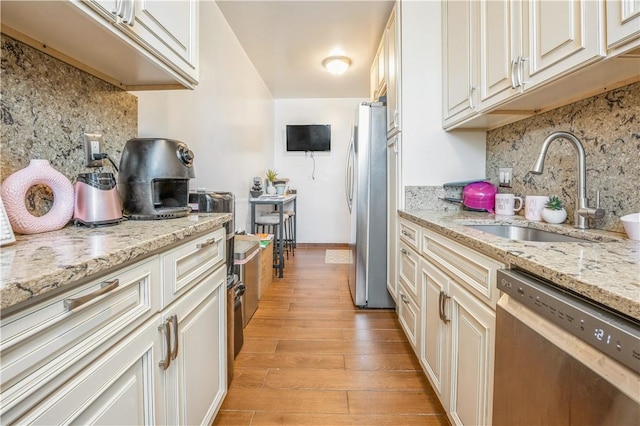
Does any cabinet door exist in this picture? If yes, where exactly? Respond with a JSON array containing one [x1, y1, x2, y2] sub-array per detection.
[[397, 284, 420, 352], [162, 266, 226, 425], [478, 0, 522, 109], [447, 281, 496, 426], [16, 314, 163, 425], [386, 5, 401, 135], [419, 259, 449, 409], [126, 0, 199, 82], [398, 240, 420, 302], [521, 0, 604, 88], [442, 0, 479, 127], [606, 0, 640, 52], [386, 134, 400, 301]]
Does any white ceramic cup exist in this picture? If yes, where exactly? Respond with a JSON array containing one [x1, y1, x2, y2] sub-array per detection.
[[525, 195, 550, 221], [495, 194, 523, 216]]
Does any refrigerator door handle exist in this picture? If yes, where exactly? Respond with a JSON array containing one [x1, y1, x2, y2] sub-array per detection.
[[345, 135, 354, 212]]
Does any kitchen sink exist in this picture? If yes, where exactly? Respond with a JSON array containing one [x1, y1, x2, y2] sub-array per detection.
[[465, 225, 591, 243]]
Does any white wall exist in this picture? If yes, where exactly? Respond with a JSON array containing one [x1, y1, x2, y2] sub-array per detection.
[[400, 1, 486, 188], [274, 98, 366, 243], [134, 0, 274, 232]]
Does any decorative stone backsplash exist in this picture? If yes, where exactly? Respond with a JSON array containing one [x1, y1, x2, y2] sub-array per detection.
[[486, 82, 639, 234], [1, 34, 137, 215]]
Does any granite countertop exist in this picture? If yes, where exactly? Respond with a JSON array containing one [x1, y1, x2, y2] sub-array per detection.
[[0, 213, 232, 312], [400, 210, 640, 321]]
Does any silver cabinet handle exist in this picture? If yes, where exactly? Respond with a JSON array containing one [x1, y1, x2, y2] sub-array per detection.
[[468, 86, 476, 110], [401, 230, 411, 237], [158, 319, 172, 370], [123, 0, 135, 26], [400, 248, 409, 256], [170, 314, 179, 361], [114, 0, 125, 18], [196, 238, 217, 249], [440, 291, 451, 324], [517, 57, 526, 88], [400, 294, 410, 304], [64, 279, 119, 311], [394, 111, 400, 127]]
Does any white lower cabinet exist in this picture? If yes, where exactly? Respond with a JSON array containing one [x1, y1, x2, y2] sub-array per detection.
[[1, 228, 227, 425], [160, 266, 226, 426], [15, 314, 164, 425], [419, 257, 496, 426], [395, 218, 503, 426]]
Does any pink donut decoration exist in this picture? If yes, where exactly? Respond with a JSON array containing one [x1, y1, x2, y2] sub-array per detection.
[[1, 160, 74, 234]]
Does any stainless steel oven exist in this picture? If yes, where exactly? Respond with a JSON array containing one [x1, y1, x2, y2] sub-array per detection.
[[494, 269, 639, 425]]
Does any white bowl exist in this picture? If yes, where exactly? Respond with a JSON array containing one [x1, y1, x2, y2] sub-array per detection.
[[621, 213, 640, 241]]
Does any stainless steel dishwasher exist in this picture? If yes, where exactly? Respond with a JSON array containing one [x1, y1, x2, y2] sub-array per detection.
[[494, 269, 640, 425], [234, 238, 260, 328]]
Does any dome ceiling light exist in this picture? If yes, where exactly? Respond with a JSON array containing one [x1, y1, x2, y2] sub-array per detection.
[[322, 56, 352, 75]]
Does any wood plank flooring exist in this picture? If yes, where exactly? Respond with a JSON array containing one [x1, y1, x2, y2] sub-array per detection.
[[214, 247, 449, 425]]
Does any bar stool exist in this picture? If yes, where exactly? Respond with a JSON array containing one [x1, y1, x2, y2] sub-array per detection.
[[262, 211, 293, 259], [254, 214, 285, 268], [283, 209, 296, 256]]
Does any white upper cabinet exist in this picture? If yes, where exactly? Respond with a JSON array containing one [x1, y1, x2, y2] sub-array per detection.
[[520, 0, 605, 88], [0, 0, 199, 89], [606, 0, 640, 53], [386, 4, 401, 137], [121, 0, 198, 75], [444, 0, 639, 130], [478, 0, 522, 109], [442, 0, 479, 127]]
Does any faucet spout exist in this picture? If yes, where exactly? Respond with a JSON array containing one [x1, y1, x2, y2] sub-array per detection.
[[530, 131, 603, 229]]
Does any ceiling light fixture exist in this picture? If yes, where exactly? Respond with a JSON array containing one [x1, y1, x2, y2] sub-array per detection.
[[322, 56, 351, 75]]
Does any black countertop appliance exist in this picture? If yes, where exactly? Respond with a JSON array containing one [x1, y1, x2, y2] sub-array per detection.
[[118, 138, 195, 220]]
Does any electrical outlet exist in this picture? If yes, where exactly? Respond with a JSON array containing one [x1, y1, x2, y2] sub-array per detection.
[[499, 167, 513, 187], [83, 132, 104, 167]]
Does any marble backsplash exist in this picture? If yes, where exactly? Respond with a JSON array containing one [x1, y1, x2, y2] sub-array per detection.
[[1, 34, 137, 215], [486, 82, 639, 234], [406, 82, 638, 234]]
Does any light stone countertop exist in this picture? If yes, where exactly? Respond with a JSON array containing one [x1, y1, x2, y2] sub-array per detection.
[[0, 213, 231, 313], [400, 210, 640, 321]]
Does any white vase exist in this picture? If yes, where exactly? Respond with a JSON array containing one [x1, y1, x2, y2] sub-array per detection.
[[542, 208, 567, 224], [266, 182, 277, 195]]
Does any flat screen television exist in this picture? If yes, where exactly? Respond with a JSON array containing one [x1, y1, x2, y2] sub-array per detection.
[[286, 124, 331, 152]]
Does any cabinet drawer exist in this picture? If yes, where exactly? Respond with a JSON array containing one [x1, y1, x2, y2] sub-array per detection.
[[162, 227, 225, 308], [0, 256, 161, 423], [420, 228, 505, 308], [398, 240, 420, 303], [397, 284, 420, 353], [399, 218, 421, 251]]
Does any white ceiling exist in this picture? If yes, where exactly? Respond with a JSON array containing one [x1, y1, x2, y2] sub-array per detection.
[[215, 0, 395, 99]]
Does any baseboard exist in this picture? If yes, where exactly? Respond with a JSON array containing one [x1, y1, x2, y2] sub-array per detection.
[[296, 243, 350, 249]]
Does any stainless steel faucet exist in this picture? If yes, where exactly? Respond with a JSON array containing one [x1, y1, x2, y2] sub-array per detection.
[[530, 131, 605, 229]]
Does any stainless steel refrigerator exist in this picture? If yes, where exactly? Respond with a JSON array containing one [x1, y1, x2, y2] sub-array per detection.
[[345, 102, 395, 309]]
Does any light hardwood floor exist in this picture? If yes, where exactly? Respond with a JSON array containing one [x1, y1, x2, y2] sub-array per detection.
[[214, 246, 449, 425]]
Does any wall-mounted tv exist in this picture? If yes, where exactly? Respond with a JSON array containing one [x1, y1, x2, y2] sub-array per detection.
[[286, 124, 331, 152]]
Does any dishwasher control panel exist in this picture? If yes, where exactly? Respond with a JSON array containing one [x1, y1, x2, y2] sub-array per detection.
[[498, 269, 640, 375]]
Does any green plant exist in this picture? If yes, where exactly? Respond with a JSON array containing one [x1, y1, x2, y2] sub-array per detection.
[[266, 169, 278, 183], [545, 195, 564, 211]]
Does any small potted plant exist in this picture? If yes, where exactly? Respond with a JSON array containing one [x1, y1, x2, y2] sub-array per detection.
[[542, 195, 567, 224], [265, 169, 278, 194]]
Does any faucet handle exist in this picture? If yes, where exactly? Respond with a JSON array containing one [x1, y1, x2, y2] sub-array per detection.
[[592, 190, 605, 219]]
